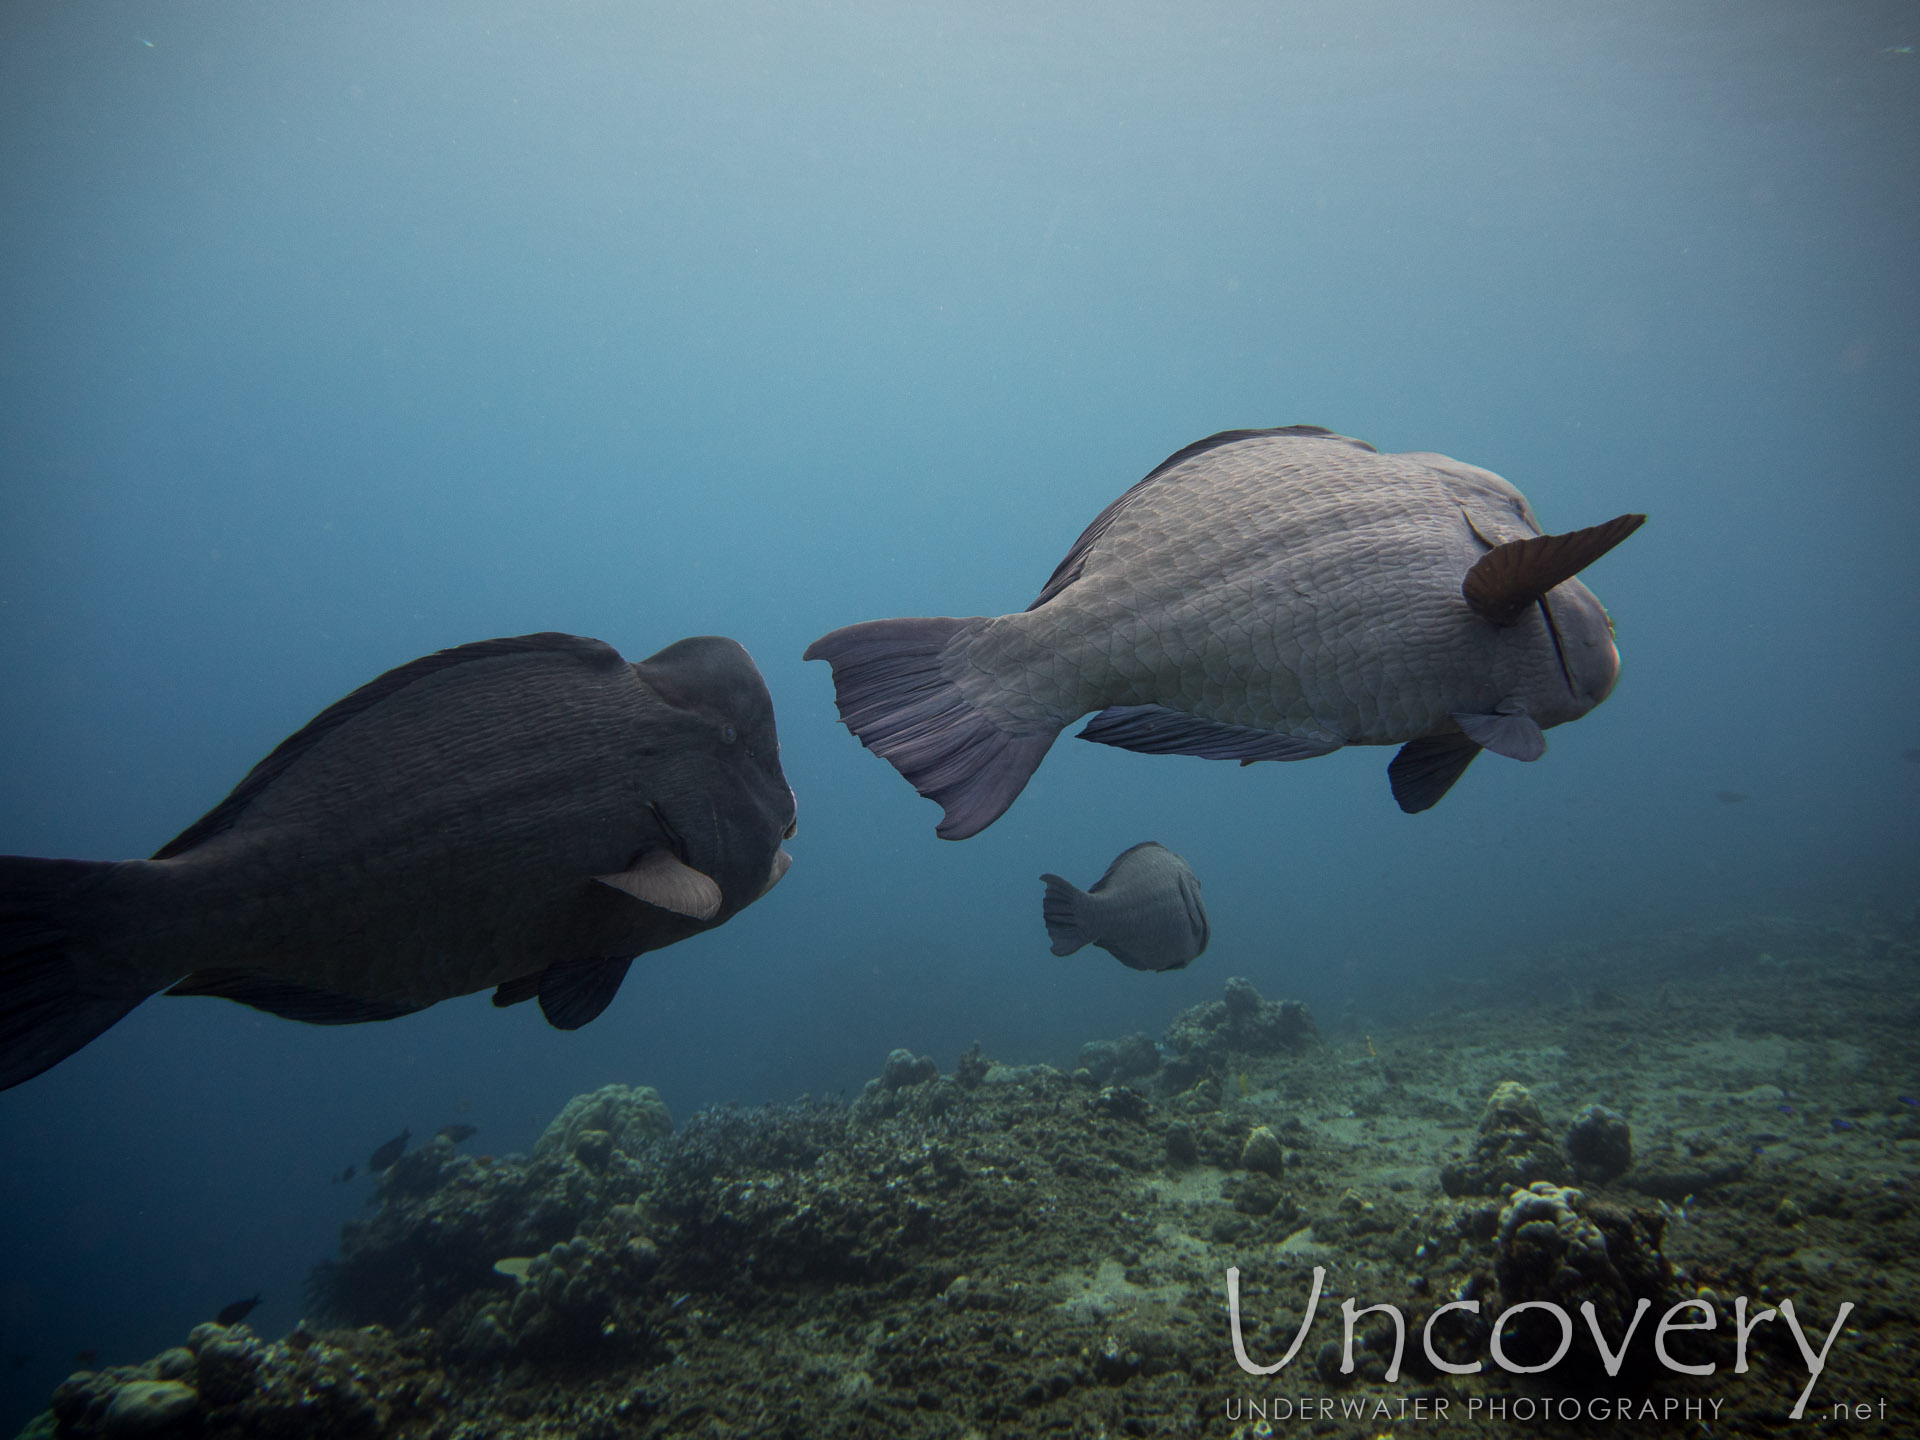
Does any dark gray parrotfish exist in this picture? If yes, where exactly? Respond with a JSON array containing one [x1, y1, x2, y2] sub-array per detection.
[[1040, 842, 1208, 973], [0, 632, 797, 1091], [806, 426, 1643, 838], [367, 1128, 410, 1173], [215, 1295, 262, 1327]]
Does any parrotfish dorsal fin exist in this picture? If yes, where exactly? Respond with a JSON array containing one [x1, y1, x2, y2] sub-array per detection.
[[1462, 513, 1645, 627], [595, 849, 722, 920], [1028, 426, 1378, 610], [152, 633, 625, 860]]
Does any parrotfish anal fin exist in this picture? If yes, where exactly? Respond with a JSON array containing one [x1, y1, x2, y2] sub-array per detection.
[[491, 974, 542, 1008], [153, 633, 627, 860], [1461, 513, 1646, 627], [1077, 705, 1342, 763], [595, 850, 722, 920], [1452, 710, 1546, 762], [1097, 938, 1170, 974], [537, 956, 634, 1030], [1028, 426, 1377, 610], [1388, 734, 1483, 813], [166, 969, 423, 1024]]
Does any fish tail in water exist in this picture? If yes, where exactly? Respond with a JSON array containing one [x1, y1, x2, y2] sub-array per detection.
[[0, 857, 157, 1091], [1038, 873, 1094, 956], [804, 617, 1060, 840]]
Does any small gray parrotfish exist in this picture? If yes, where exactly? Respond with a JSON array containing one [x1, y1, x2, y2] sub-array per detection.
[[368, 1129, 409, 1173], [215, 1295, 262, 1327], [0, 632, 797, 1091], [1040, 842, 1209, 973], [806, 426, 1643, 837]]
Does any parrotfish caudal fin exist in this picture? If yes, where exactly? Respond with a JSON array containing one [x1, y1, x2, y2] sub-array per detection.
[[1038, 874, 1092, 956], [0, 857, 154, 1091], [804, 617, 1060, 839]]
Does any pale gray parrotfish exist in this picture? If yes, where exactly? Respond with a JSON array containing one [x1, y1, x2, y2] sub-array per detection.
[[1040, 842, 1208, 973], [0, 632, 797, 1091], [805, 426, 1643, 838]]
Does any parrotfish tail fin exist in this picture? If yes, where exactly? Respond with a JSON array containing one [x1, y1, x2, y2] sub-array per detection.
[[0, 857, 153, 1091], [803, 617, 1060, 840], [1038, 874, 1092, 956]]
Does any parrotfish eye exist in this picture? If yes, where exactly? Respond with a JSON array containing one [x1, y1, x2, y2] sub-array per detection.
[[721, 723, 738, 744]]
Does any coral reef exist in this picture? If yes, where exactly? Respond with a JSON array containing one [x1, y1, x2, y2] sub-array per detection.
[[20, 926, 1920, 1440], [1565, 1102, 1633, 1183], [1160, 975, 1319, 1089], [1076, 1032, 1160, 1087], [1440, 1080, 1572, 1196], [1492, 1180, 1680, 1378], [46, 1322, 444, 1438], [532, 1083, 672, 1165]]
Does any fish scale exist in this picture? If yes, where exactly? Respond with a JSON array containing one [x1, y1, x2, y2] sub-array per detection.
[[808, 425, 1641, 838], [0, 632, 797, 1091]]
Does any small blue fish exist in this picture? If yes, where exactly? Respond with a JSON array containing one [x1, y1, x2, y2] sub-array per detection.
[[1832, 1118, 1855, 1132], [1778, 1103, 1794, 1116], [1899, 1096, 1919, 1107]]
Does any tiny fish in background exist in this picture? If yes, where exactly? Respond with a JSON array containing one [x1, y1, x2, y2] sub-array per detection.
[[1039, 842, 1209, 973], [368, 1128, 409, 1173], [74, 1351, 97, 1369], [1715, 790, 1748, 804], [215, 1295, 262, 1326], [0, 632, 796, 1091], [1903, 748, 1920, 763], [808, 427, 1643, 837], [330, 1165, 356, 1184], [437, 1124, 478, 1144]]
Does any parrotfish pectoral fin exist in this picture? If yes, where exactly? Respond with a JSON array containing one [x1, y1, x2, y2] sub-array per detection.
[[166, 969, 423, 1024], [1462, 513, 1646, 627], [1077, 705, 1342, 763], [1388, 733, 1483, 813], [803, 617, 1060, 841], [1039, 874, 1092, 956], [1451, 710, 1546, 762], [536, 956, 634, 1030], [595, 849, 722, 920]]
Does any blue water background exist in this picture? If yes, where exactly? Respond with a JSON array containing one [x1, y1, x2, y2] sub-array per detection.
[[1, 1, 1915, 1425]]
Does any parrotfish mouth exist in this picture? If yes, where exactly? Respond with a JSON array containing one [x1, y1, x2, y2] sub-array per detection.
[[758, 848, 793, 898]]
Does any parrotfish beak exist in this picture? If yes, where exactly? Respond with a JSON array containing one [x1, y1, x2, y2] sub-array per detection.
[[758, 847, 793, 898]]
